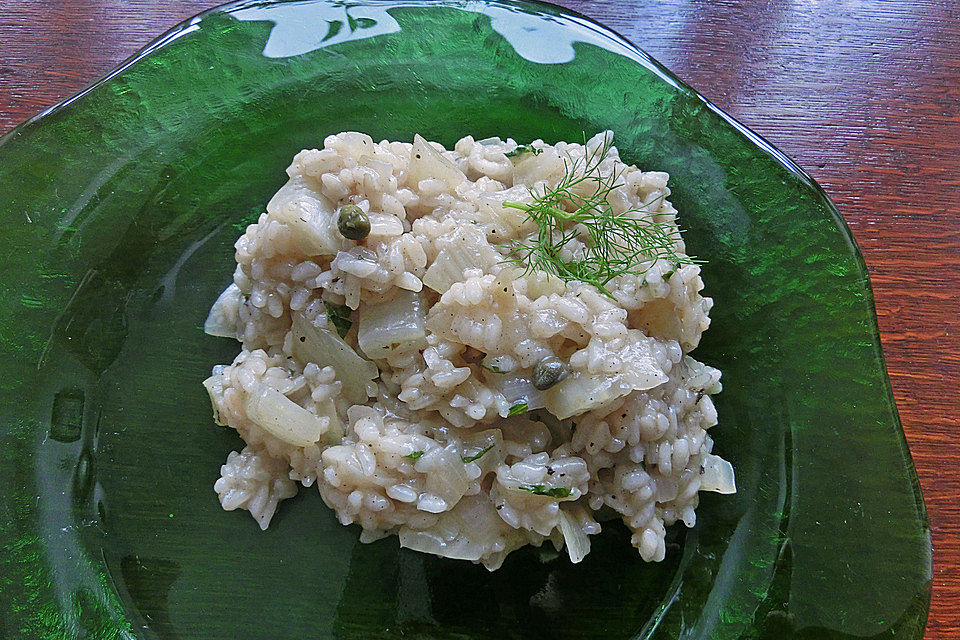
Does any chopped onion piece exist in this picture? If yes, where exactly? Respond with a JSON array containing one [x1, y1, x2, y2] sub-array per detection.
[[204, 283, 242, 338], [557, 510, 590, 563], [243, 383, 335, 447], [267, 175, 340, 256], [357, 290, 427, 358], [291, 312, 377, 405], [700, 453, 736, 494], [409, 134, 466, 189]]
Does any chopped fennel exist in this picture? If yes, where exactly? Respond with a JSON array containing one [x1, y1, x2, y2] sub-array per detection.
[[541, 367, 666, 420], [243, 383, 338, 447], [203, 283, 243, 338], [422, 224, 499, 294], [290, 312, 377, 406], [267, 175, 341, 256], [541, 334, 668, 419], [357, 290, 427, 358], [420, 444, 470, 509], [202, 372, 227, 426], [408, 134, 466, 190], [398, 495, 517, 567], [699, 453, 736, 494], [557, 510, 590, 563], [491, 374, 545, 417], [541, 372, 636, 420]]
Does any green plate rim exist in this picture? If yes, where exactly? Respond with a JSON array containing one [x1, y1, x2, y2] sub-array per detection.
[[0, 0, 931, 636]]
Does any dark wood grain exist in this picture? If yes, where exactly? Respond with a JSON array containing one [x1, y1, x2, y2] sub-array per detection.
[[1, 0, 957, 636]]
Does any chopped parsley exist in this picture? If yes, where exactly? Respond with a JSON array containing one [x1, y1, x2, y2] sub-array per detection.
[[505, 144, 542, 159], [507, 402, 528, 417], [461, 444, 494, 463], [404, 451, 424, 460], [660, 263, 680, 282], [518, 485, 572, 498], [323, 301, 353, 338], [480, 362, 507, 374]]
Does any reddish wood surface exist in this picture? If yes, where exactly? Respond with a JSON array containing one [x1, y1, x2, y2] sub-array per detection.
[[1, 0, 957, 636]]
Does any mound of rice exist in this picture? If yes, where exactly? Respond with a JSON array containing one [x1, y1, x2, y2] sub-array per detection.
[[202, 131, 735, 570]]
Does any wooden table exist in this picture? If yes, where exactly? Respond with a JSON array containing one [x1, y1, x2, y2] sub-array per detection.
[[1, 0, 956, 636]]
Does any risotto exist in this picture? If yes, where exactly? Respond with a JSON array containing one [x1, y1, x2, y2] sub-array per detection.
[[202, 131, 735, 570]]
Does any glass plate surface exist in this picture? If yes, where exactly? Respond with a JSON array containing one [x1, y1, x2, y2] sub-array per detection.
[[0, 1, 931, 638]]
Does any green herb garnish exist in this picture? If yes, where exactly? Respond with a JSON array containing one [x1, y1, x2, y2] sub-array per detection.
[[660, 263, 680, 282], [405, 451, 424, 460], [323, 301, 353, 338], [518, 485, 572, 498], [505, 144, 542, 158], [480, 363, 507, 374], [507, 402, 528, 416], [461, 444, 494, 463], [501, 133, 697, 297]]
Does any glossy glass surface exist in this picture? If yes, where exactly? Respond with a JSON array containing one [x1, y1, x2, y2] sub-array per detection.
[[0, 1, 930, 638]]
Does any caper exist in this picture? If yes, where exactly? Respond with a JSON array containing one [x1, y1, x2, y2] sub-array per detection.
[[532, 356, 568, 390], [337, 204, 370, 240]]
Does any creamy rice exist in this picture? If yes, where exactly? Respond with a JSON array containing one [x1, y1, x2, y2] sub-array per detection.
[[202, 131, 735, 570]]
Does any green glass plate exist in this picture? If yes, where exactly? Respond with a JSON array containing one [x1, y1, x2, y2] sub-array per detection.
[[0, 1, 931, 638]]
